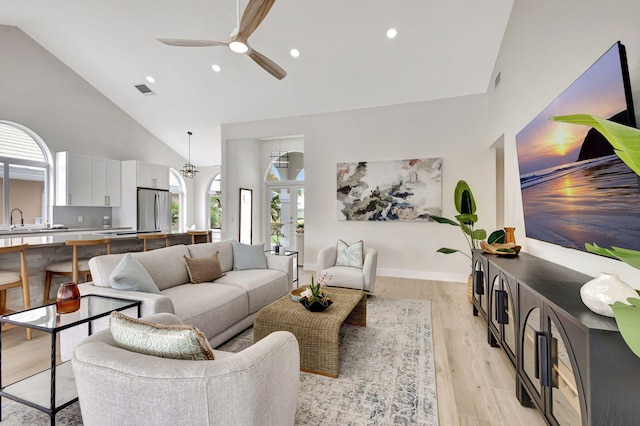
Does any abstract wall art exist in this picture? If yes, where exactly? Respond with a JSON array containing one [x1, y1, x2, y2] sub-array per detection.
[[337, 158, 442, 221]]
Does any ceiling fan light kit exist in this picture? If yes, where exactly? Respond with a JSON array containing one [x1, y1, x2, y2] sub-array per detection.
[[158, 0, 286, 80]]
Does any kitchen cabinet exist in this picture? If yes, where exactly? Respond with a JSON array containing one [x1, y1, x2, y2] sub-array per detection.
[[56, 152, 93, 206], [135, 161, 169, 190], [92, 157, 121, 207]]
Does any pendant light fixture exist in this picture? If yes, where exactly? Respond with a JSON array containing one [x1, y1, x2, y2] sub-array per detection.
[[181, 131, 198, 178]]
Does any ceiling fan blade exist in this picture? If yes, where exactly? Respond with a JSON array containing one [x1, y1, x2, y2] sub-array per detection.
[[248, 48, 287, 80], [157, 38, 229, 47], [238, 0, 275, 40]]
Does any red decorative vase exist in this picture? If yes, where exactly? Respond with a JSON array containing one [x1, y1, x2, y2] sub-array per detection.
[[56, 282, 81, 314]]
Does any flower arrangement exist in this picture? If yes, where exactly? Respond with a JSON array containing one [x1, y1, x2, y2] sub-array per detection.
[[300, 272, 332, 311]]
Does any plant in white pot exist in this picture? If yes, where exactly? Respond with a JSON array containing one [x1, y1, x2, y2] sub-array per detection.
[[552, 114, 640, 358]]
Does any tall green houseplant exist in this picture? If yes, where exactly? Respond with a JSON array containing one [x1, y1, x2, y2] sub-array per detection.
[[552, 113, 640, 358], [431, 180, 487, 270]]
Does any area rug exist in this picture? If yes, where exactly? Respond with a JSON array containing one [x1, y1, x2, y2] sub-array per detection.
[[1, 295, 438, 425]]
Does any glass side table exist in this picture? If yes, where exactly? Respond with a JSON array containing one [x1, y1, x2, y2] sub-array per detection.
[[0, 295, 141, 424], [265, 250, 299, 286]]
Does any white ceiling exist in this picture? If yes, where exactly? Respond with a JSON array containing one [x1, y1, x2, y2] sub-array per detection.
[[1, 0, 513, 165]]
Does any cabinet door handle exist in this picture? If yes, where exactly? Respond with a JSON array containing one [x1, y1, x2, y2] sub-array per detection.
[[107, 195, 110, 206], [495, 290, 508, 324], [68, 194, 71, 205], [474, 270, 484, 295], [105, 195, 107, 206], [534, 331, 550, 387]]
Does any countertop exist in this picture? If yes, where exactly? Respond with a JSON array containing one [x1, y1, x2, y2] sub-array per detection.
[[0, 229, 188, 248]]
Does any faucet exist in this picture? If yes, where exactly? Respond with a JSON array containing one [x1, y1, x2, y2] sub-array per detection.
[[10, 208, 24, 229]]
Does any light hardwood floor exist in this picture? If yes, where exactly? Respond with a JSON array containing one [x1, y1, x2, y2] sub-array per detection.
[[1, 273, 545, 425]]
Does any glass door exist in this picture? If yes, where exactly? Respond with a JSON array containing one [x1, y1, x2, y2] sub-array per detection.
[[549, 317, 582, 425], [267, 184, 304, 251]]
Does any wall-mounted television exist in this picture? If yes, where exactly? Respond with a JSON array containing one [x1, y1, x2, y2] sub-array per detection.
[[515, 41, 638, 252]]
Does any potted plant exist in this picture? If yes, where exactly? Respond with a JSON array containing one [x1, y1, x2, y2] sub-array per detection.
[[431, 180, 497, 301], [551, 113, 640, 358]]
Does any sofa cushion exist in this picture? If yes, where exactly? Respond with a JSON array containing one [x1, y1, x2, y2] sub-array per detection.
[[336, 240, 364, 268], [187, 240, 234, 273], [109, 311, 214, 360], [110, 253, 160, 293], [216, 270, 289, 314], [184, 253, 223, 284], [89, 245, 191, 291], [160, 283, 249, 340], [319, 266, 365, 290], [231, 242, 267, 271]]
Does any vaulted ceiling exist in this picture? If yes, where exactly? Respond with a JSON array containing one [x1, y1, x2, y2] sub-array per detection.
[[1, 0, 513, 165]]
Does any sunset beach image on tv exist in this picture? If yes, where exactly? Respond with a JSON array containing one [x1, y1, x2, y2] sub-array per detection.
[[515, 42, 640, 252]]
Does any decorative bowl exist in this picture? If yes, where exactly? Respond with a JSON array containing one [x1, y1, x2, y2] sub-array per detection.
[[290, 287, 306, 302]]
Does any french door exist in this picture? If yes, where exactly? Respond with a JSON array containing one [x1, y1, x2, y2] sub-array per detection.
[[265, 183, 304, 251]]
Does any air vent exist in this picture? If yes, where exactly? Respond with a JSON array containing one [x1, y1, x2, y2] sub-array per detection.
[[494, 72, 501, 89], [134, 84, 156, 96]]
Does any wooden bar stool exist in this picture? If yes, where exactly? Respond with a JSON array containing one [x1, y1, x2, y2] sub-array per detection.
[[187, 230, 211, 244], [0, 244, 32, 340], [138, 233, 169, 251], [43, 238, 111, 304]]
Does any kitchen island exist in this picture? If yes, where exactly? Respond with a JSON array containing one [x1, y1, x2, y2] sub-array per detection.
[[0, 229, 195, 308]]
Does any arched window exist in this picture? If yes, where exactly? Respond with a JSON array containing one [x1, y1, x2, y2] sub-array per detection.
[[169, 168, 186, 232], [0, 121, 52, 228], [208, 173, 222, 242]]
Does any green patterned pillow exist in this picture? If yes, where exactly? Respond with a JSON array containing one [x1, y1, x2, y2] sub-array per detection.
[[336, 239, 364, 268], [109, 311, 214, 360]]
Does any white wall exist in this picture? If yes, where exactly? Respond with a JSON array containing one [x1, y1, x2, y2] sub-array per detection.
[[0, 26, 186, 180], [488, 0, 640, 287], [222, 94, 496, 282]]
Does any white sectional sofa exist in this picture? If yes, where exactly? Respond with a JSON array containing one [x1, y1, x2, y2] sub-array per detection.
[[62, 240, 293, 359]]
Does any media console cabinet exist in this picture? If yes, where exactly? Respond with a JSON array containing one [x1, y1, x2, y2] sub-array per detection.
[[472, 250, 640, 425]]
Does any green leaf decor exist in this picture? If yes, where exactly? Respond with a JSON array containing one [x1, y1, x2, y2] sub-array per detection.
[[551, 114, 640, 176], [553, 114, 640, 359], [611, 298, 640, 358]]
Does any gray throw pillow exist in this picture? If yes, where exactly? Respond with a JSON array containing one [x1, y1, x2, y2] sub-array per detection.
[[231, 241, 267, 270], [110, 253, 160, 293]]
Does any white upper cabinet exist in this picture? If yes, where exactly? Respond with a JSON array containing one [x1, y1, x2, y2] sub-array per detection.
[[92, 157, 121, 207], [56, 152, 122, 207], [135, 161, 169, 190], [56, 152, 93, 206]]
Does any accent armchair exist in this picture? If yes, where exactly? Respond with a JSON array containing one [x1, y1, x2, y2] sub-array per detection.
[[316, 244, 378, 293], [72, 313, 300, 426]]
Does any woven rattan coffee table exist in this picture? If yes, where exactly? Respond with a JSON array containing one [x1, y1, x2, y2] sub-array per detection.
[[254, 287, 366, 378]]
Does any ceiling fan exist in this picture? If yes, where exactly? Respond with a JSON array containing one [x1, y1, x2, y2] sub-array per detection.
[[157, 0, 286, 80]]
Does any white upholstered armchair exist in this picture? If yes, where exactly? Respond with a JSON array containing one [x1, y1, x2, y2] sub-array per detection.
[[72, 313, 299, 426], [316, 243, 378, 293]]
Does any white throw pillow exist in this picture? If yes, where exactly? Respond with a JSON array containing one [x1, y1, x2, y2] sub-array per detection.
[[110, 253, 160, 293], [335, 239, 364, 268]]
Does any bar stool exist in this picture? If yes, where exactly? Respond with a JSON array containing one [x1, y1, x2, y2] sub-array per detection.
[[138, 233, 169, 251], [0, 244, 32, 340], [187, 230, 211, 244], [43, 238, 111, 304]]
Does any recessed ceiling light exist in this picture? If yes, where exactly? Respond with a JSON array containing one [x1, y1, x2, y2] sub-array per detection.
[[290, 48, 300, 58], [146, 76, 155, 83], [386, 28, 397, 39], [212, 64, 221, 72]]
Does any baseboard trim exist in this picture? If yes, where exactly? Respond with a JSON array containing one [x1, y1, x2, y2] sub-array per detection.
[[304, 264, 466, 283]]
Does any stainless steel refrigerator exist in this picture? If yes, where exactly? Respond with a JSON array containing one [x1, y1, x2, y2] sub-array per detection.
[[137, 188, 172, 232]]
